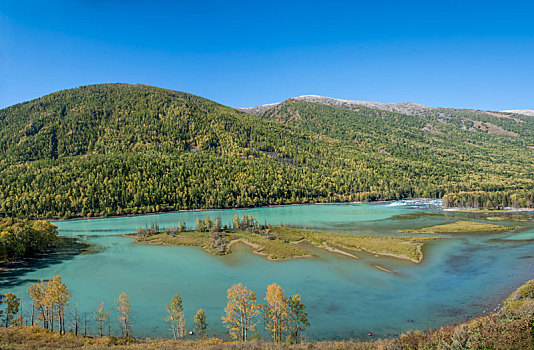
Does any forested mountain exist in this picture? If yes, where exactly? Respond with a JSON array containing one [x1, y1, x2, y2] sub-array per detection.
[[0, 84, 532, 219], [253, 97, 534, 209]]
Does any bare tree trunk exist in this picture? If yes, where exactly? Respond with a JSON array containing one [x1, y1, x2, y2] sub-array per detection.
[[74, 306, 79, 336], [40, 310, 44, 328], [50, 309, 54, 332], [19, 298, 24, 327]]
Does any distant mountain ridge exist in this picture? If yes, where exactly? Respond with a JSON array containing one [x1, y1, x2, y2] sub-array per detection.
[[240, 95, 532, 118], [294, 95, 433, 116], [239, 95, 433, 116], [501, 109, 534, 117]]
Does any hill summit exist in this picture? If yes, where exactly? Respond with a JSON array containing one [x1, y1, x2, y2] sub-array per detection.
[[0, 84, 532, 218]]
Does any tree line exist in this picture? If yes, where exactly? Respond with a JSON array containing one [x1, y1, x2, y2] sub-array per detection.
[[0, 218, 57, 263], [443, 190, 534, 210], [1, 276, 309, 343]]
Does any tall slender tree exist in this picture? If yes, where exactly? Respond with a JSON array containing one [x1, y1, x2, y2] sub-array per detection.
[[95, 302, 110, 337], [194, 308, 207, 338], [164, 294, 186, 339], [222, 283, 259, 341], [2, 293, 19, 327], [262, 283, 289, 342], [115, 292, 132, 338], [47, 275, 71, 334], [287, 294, 309, 343], [28, 280, 48, 328]]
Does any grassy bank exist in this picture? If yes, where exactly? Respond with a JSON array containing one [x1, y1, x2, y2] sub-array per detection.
[[1, 280, 533, 350], [399, 220, 517, 234], [134, 226, 437, 263]]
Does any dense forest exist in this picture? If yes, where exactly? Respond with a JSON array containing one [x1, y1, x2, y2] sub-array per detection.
[[0, 84, 532, 218], [258, 99, 534, 210], [0, 218, 57, 262], [443, 190, 534, 210]]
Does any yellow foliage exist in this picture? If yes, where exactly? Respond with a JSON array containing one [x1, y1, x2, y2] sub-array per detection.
[[221, 283, 260, 341]]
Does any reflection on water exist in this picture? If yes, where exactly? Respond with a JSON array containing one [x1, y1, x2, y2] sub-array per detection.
[[0, 237, 91, 288], [0, 202, 533, 340]]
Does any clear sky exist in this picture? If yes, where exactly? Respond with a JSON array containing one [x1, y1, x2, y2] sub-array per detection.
[[1, 0, 533, 110]]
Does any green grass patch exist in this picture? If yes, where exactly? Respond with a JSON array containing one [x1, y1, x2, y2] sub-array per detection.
[[485, 216, 507, 221], [270, 226, 436, 262], [503, 279, 534, 312], [135, 230, 312, 260], [231, 230, 312, 260], [399, 220, 516, 234], [135, 226, 437, 263]]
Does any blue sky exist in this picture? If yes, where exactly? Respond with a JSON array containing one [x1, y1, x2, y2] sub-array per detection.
[[0, 0, 533, 110]]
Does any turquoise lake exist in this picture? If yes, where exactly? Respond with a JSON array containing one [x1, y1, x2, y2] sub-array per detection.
[[1, 200, 533, 340]]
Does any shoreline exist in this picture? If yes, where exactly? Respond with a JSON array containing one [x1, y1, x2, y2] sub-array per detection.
[[47, 198, 445, 222], [50, 201, 363, 222], [443, 207, 534, 213], [49, 201, 534, 224]]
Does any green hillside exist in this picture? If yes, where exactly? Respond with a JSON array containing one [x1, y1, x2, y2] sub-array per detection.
[[259, 99, 534, 209], [0, 84, 532, 218]]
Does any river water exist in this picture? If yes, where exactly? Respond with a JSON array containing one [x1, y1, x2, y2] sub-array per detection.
[[1, 200, 533, 340]]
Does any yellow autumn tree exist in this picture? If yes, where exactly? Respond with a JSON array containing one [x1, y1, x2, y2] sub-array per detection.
[[232, 214, 241, 229], [27, 276, 70, 334], [47, 275, 71, 335], [164, 294, 186, 339], [262, 283, 289, 342], [28, 279, 48, 328], [194, 308, 208, 339], [287, 294, 309, 343], [115, 292, 132, 338], [95, 302, 110, 337], [221, 283, 259, 341]]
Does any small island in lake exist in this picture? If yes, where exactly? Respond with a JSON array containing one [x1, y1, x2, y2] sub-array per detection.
[[399, 220, 517, 234], [129, 215, 437, 263]]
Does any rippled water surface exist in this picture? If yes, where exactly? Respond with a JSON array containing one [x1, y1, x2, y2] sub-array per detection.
[[1, 200, 533, 340]]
